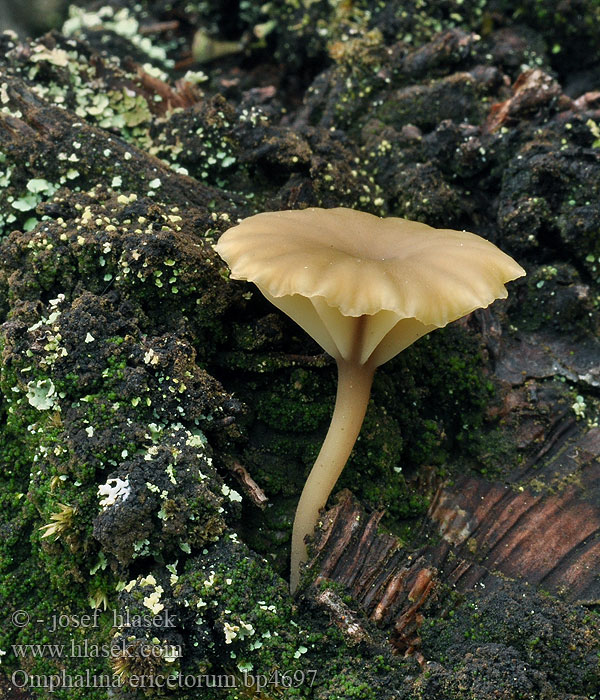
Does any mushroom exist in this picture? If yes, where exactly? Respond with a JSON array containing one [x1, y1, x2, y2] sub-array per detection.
[[215, 207, 525, 592]]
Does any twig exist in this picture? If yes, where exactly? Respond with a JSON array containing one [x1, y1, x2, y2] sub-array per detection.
[[225, 457, 269, 508]]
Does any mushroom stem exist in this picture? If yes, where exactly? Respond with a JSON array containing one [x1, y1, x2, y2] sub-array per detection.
[[290, 357, 375, 592]]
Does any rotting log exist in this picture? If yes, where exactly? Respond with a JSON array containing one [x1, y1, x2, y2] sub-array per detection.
[[305, 314, 600, 658]]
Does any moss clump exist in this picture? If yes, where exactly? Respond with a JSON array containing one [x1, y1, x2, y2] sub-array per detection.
[[174, 536, 416, 699], [376, 325, 494, 466], [419, 582, 600, 697], [0, 186, 241, 697], [0, 369, 114, 699], [0, 186, 240, 354], [255, 369, 333, 435]]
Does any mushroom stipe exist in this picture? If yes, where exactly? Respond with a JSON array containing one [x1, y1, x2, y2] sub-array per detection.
[[215, 207, 525, 593]]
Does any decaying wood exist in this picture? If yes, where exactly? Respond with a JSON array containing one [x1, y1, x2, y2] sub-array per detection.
[[484, 68, 570, 133], [314, 588, 373, 646], [428, 426, 600, 600], [0, 73, 231, 212], [224, 456, 269, 508], [306, 490, 438, 656], [306, 321, 600, 655], [138, 20, 180, 35]]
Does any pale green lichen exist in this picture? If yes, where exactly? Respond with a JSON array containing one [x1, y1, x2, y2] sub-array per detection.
[[62, 6, 173, 67], [26, 378, 57, 410]]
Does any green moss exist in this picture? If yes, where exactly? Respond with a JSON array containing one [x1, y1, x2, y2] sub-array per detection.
[[420, 584, 600, 695], [255, 369, 333, 433], [0, 570, 114, 700], [175, 537, 414, 699], [0, 377, 115, 699]]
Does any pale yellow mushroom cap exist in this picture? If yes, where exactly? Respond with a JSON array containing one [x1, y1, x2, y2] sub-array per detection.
[[215, 207, 525, 366]]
